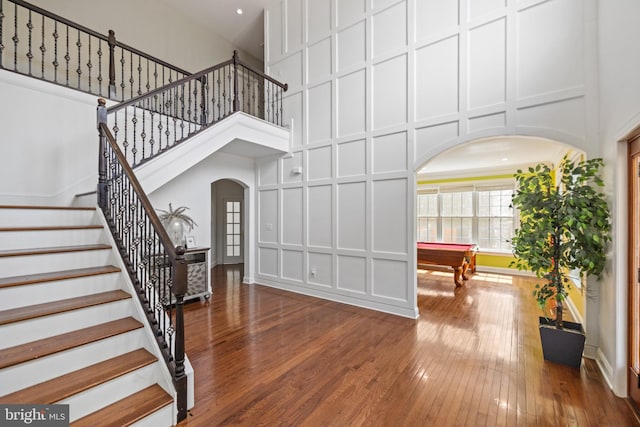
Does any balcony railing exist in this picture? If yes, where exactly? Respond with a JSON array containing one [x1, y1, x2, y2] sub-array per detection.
[[107, 51, 288, 167], [0, 0, 190, 100]]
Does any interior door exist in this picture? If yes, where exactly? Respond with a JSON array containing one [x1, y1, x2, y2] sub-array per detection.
[[223, 199, 243, 264], [629, 136, 640, 411]]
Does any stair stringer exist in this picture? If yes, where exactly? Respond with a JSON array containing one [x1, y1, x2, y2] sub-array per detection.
[[96, 207, 195, 420], [134, 112, 290, 194]]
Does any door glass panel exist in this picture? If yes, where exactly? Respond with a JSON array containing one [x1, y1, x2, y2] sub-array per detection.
[[225, 201, 241, 261]]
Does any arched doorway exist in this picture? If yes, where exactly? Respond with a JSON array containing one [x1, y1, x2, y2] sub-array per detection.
[[211, 179, 247, 267]]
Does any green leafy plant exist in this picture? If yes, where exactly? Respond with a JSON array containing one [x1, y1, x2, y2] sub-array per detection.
[[157, 203, 197, 230], [510, 156, 611, 329]]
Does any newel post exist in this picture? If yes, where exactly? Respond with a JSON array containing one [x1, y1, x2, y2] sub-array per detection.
[[107, 30, 117, 99], [232, 50, 239, 112], [172, 246, 188, 422], [96, 98, 108, 209]]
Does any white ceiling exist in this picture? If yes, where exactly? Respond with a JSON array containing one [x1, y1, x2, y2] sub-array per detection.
[[161, 0, 269, 61], [418, 136, 574, 180]]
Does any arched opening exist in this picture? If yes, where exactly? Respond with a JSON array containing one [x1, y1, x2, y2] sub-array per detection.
[[211, 178, 250, 281], [414, 135, 584, 319]]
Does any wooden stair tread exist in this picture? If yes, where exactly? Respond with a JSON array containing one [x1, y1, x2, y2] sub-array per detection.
[[0, 349, 157, 404], [0, 225, 103, 232], [0, 265, 121, 289], [71, 384, 172, 427], [0, 205, 95, 211], [0, 244, 111, 258], [0, 290, 131, 325], [0, 317, 143, 369]]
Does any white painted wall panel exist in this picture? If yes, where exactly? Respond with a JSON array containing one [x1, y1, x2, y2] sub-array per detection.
[[270, 51, 303, 89], [415, 0, 459, 43], [282, 187, 304, 245], [308, 82, 333, 143], [415, 36, 459, 121], [337, 22, 366, 72], [337, 182, 366, 250], [415, 122, 459, 162], [517, 0, 583, 100], [468, 112, 506, 133], [336, 0, 366, 28], [372, 1, 407, 59], [468, 0, 505, 22], [268, 1, 284, 60], [259, 247, 279, 276], [372, 179, 407, 253], [282, 249, 304, 280], [468, 18, 506, 109], [337, 139, 367, 177], [373, 132, 407, 173], [286, 0, 303, 52], [373, 55, 407, 130], [517, 97, 586, 139], [307, 0, 332, 43], [308, 145, 333, 180], [372, 258, 408, 300], [259, 159, 279, 186], [308, 252, 333, 286], [283, 91, 304, 146], [308, 38, 332, 84], [337, 70, 367, 136], [282, 152, 303, 183], [337, 255, 366, 293], [259, 189, 278, 243], [308, 185, 333, 248]]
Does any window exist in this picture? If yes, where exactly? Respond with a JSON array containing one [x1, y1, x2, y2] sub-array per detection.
[[477, 187, 514, 251], [225, 201, 241, 257], [417, 182, 516, 252]]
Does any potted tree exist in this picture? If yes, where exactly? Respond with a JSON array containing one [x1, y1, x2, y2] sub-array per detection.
[[510, 155, 611, 368]]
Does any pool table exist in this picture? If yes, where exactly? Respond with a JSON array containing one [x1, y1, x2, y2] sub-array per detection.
[[417, 242, 478, 287]]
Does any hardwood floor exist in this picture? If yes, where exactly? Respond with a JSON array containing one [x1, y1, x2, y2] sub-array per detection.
[[178, 265, 639, 426]]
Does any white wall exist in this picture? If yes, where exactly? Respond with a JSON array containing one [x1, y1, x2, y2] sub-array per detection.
[[597, 0, 640, 397], [26, 0, 259, 72], [261, 0, 599, 319], [148, 152, 256, 280]]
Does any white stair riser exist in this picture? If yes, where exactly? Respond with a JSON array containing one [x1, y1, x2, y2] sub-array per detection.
[[0, 301, 135, 348], [0, 209, 98, 227], [61, 363, 161, 422], [0, 273, 122, 311], [0, 249, 114, 276], [0, 229, 106, 250], [131, 403, 174, 427], [0, 329, 148, 395]]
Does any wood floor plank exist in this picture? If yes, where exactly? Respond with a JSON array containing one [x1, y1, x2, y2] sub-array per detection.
[[0, 265, 121, 289], [175, 265, 640, 427], [0, 205, 95, 211], [0, 290, 131, 325], [0, 225, 103, 232], [0, 317, 143, 369], [71, 384, 172, 427], [0, 349, 156, 404]]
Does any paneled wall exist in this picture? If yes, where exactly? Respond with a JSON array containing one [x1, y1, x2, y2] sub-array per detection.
[[260, 0, 596, 317]]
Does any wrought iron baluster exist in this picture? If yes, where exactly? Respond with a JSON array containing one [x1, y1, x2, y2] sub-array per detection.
[[64, 25, 69, 86], [52, 21, 58, 82], [120, 47, 125, 100], [141, 98, 146, 161], [137, 55, 141, 95], [145, 57, 150, 93], [149, 95, 155, 157], [87, 35, 92, 93], [12, 2, 17, 71], [76, 29, 81, 88], [123, 108, 129, 160], [129, 50, 134, 100], [154, 62, 157, 90], [39, 14, 44, 78], [97, 39, 102, 95], [26, 10, 32, 75], [132, 105, 138, 165], [0, 0, 4, 68]]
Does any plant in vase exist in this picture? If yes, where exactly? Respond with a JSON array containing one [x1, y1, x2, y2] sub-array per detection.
[[510, 155, 611, 367], [157, 203, 197, 247]]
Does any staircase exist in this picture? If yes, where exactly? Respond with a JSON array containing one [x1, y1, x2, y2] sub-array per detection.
[[0, 205, 175, 426]]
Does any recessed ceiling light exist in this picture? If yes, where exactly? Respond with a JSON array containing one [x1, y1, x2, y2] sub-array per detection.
[[236, 8, 243, 15], [501, 157, 509, 161]]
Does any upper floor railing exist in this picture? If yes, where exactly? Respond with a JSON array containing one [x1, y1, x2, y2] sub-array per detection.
[[0, 0, 190, 101], [107, 50, 288, 167]]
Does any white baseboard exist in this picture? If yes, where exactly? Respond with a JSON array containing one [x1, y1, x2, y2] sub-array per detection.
[[595, 348, 616, 392]]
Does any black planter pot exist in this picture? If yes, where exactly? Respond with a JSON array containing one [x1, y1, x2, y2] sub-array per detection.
[[538, 317, 586, 368]]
